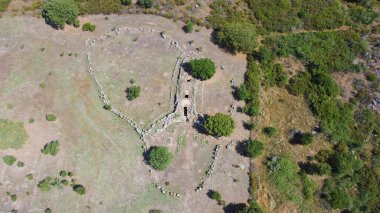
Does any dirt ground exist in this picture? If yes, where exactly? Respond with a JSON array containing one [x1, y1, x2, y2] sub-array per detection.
[[0, 14, 249, 213]]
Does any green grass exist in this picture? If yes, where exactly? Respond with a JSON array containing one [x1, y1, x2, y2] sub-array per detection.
[[0, 0, 11, 12], [0, 119, 29, 150]]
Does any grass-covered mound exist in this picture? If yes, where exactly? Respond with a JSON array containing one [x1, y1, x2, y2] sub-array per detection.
[[0, 119, 29, 150]]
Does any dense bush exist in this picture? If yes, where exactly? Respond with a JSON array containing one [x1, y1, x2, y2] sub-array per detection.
[[147, 146, 173, 170], [188, 58, 216, 80], [41, 140, 60, 156], [291, 132, 313, 145], [263, 127, 277, 137], [82, 22, 96, 32], [204, 113, 235, 137], [209, 190, 222, 202], [74, 0, 121, 14], [137, 0, 154, 8], [73, 184, 86, 195], [216, 22, 258, 53], [268, 31, 366, 72], [242, 139, 264, 158], [46, 114, 57, 121], [208, 0, 251, 29], [125, 86, 141, 100], [183, 21, 193, 33], [262, 63, 288, 88], [349, 5, 378, 25], [328, 188, 352, 209], [42, 0, 79, 29], [246, 0, 345, 32], [254, 47, 273, 64], [121, 0, 131, 6], [2, 155, 16, 166], [300, 172, 316, 200]]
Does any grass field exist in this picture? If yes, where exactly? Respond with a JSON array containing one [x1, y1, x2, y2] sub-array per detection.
[[0, 119, 29, 150]]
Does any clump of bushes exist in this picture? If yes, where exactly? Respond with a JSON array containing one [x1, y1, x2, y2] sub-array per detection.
[[188, 58, 216, 80], [290, 132, 313, 145], [204, 113, 235, 137], [37, 177, 61, 192], [137, 0, 154, 8], [263, 126, 277, 137], [240, 139, 264, 158], [147, 146, 173, 170], [125, 85, 141, 100], [82, 22, 96, 32], [103, 104, 112, 110], [26, 174, 34, 180], [208, 190, 223, 205], [0, 0, 12, 12], [121, 0, 131, 6], [17, 161, 25, 167], [72, 184, 86, 195], [216, 22, 258, 53], [46, 114, 57, 121], [74, 0, 122, 14], [262, 63, 288, 88], [183, 21, 194, 33], [3, 155, 16, 166], [42, 0, 79, 29], [41, 140, 60, 156]]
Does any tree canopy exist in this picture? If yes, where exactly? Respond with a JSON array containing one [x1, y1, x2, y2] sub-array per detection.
[[188, 58, 216, 80], [42, 0, 79, 29], [147, 146, 173, 170], [216, 22, 258, 53], [205, 113, 235, 137]]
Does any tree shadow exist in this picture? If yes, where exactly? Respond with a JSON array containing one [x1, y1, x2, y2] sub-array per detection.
[[192, 115, 209, 135], [182, 62, 192, 76], [223, 203, 247, 213], [235, 141, 247, 157], [231, 85, 241, 101], [298, 161, 319, 175]]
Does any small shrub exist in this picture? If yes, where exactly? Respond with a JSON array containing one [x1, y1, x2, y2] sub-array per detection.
[[137, 0, 154, 8], [209, 190, 222, 202], [28, 118, 35, 123], [366, 72, 377, 82], [41, 140, 60, 156], [242, 139, 264, 158], [10, 194, 17, 202], [263, 127, 277, 137], [17, 161, 25, 167], [38, 177, 54, 192], [3, 155, 16, 166], [327, 188, 351, 209], [68, 171, 73, 177], [45, 208, 52, 213], [59, 170, 67, 177], [121, 0, 131, 6], [147, 146, 173, 170], [183, 21, 194, 33], [188, 58, 216, 81], [26, 174, 33, 180], [73, 184, 86, 195], [125, 86, 141, 101], [61, 179, 69, 186], [205, 113, 235, 137], [103, 104, 112, 110], [46, 114, 57, 121], [82, 22, 96, 32], [291, 132, 313, 145]]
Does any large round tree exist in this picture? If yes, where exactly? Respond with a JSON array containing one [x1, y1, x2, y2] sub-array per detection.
[[243, 139, 264, 158], [189, 58, 216, 80], [147, 146, 173, 170], [42, 0, 79, 29], [205, 113, 235, 137]]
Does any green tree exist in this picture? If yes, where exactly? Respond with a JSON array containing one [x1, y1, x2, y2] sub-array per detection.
[[204, 113, 235, 137], [137, 0, 154, 8], [41, 140, 60, 156], [216, 22, 258, 53], [42, 0, 79, 29], [209, 190, 222, 202], [46, 114, 57, 121], [73, 184, 86, 195], [243, 139, 264, 158], [121, 0, 132, 6], [188, 58, 216, 80], [183, 21, 194, 33], [2, 155, 16, 166], [328, 189, 351, 209], [82, 22, 96, 32], [263, 127, 277, 137], [147, 146, 173, 170], [126, 86, 141, 100]]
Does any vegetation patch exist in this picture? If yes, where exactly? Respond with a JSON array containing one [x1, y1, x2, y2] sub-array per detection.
[[74, 0, 121, 14], [41, 140, 60, 156], [147, 146, 173, 170], [3, 155, 17, 166], [46, 114, 57, 121], [0, 0, 11, 12], [0, 119, 29, 150], [82, 22, 96, 32], [204, 113, 235, 137], [125, 85, 141, 101], [188, 58, 216, 81], [42, 0, 80, 29]]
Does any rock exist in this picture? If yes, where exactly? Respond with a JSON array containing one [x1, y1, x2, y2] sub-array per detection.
[[226, 143, 232, 150], [238, 164, 245, 170]]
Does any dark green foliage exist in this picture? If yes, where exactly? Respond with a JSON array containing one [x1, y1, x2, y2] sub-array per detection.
[[41, 140, 60, 156], [316, 162, 332, 175], [263, 127, 277, 137], [0, 0, 11, 12], [268, 31, 366, 72], [26, 174, 33, 180], [348, 5, 377, 25], [121, 0, 131, 6], [46, 114, 57, 121], [366, 72, 377, 82], [329, 152, 362, 176], [291, 132, 313, 145], [328, 188, 352, 209], [16, 161, 25, 167], [125, 86, 141, 100], [59, 171, 67, 177], [103, 104, 112, 110], [61, 179, 69, 186], [10, 194, 17, 202], [137, 0, 154, 8], [37, 177, 62, 192], [262, 63, 288, 88], [254, 47, 273, 64], [183, 22, 193, 33], [209, 190, 222, 202], [299, 172, 316, 200], [188, 58, 216, 80], [246, 0, 345, 32], [3, 155, 16, 166], [42, 0, 79, 29], [204, 113, 235, 137], [82, 22, 96, 32], [147, 146, 173, 170], [74, 0, 121, 14], [45, 208, 52, 213], [242, 139, 264, 158], [216, 22, 258, 53], [208, 0, 251, 29], [73, 184, 86, 195], [242, 201, 264, 213]]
